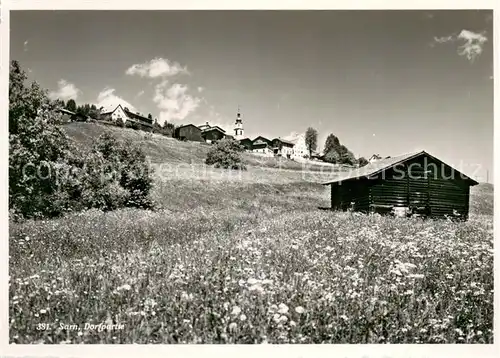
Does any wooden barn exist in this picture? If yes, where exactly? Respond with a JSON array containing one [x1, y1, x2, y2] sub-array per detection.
[[322, 151, 479, 220], [173, 124, 205, 142], [201, 126, 226, 143], [239, 138, 253, 151]]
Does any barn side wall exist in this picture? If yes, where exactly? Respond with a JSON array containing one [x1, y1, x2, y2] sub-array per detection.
[[368, 154, 471, 218], [203, 130, 225, 142], [331, 180, 370, 212], [176, 126, 204, 142]]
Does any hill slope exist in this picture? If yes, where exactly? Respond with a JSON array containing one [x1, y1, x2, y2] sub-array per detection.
[[62, 122, 343, 172]]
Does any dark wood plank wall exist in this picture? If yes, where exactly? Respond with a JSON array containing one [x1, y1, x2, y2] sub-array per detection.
[[331, 154, 473, 219], [331, 180, 370, 212], [175, 126, 204, 142]]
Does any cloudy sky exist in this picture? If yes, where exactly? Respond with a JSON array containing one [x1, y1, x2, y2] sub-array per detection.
[[11, 10, 493, 181]]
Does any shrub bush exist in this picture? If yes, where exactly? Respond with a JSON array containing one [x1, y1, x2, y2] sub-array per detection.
[[115, 118, 126, 128], [126, 121, 140, 130], [9, 60, 155, 219], [358, 157, 369, 167], [205, 138, 246, 170], [85, 133, 155, 210]]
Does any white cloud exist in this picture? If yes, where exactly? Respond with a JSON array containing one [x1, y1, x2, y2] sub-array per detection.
[[126, 57, 189, 78], [197, 86, 204, 93], [49, 79, 80, 101], [200, 106, 233, 132], [153, 80, 201, 124], [283, 131, 302, 141], [433, 35, 455, 44], [457, 29, 488, 62], [96, 88, 136, 112], [432, 29, 488, 62], [23, 40, 28, 52], [136, 90, 145, 97]]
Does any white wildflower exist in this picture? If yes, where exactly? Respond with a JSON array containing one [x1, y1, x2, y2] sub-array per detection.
[[278, 303, 289, 314], [294, 306, 305, 314], [116, 284, 131, 291]]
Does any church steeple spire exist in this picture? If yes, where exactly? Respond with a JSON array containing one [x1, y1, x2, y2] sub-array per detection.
[[234, 106, 244, 140]]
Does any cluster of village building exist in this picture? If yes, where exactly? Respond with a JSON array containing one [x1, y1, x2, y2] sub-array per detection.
[[61, 104, 316, 160], [173, 110, 314, 159]]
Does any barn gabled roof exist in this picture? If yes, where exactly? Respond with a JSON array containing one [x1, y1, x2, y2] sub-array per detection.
[[272, 137, 295, 146], [57, 108, 76, 115], [202, 126, 226, 134], [252, 136, 271, 144], [322, 151, 479, 185], [176, 123, 202, 131]]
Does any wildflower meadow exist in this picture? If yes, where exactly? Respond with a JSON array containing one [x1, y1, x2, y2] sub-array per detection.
[[9, 168, 493, 344]]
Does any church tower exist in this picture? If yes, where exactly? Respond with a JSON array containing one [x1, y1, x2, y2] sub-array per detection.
[[234, 106, 244, 140]]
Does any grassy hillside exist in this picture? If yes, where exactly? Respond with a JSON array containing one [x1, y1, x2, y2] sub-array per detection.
[[10, 122, 493, 343], [62, 122, 344, 173], [9, 150, 493, 343]]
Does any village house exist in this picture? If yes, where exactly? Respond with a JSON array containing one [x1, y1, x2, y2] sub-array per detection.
[[290, 133, 308, 159], [368, 154, 382, 163], [251, 136, 274, 156], [173, 124, 205, 142], [200, 125, 226, 144], [271, 138, 295, 158], [198, 122, 211, 131], [322, 150, 478, 220], [100, 104, 153, 131], [239, 138, 253, 151], [56, 108, 87, 123]]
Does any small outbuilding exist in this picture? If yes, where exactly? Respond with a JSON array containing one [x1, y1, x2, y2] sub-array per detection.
[[252, 136, 273, 156], [271, 138, 295, 158], [239, 138, 253, 151], [322, 151, 478, 220], [201, 126, 226, 143], [173, 124, 205, 142]]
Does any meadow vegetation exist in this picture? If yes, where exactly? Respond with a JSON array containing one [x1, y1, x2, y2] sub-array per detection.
[[9, 166, 493, 343]]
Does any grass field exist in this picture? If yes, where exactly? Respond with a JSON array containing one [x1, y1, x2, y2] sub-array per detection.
[[9, 124, 494, 344]]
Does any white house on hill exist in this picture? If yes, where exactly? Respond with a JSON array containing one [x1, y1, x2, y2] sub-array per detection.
[[100, 104, 153, 131], [290, 133, 308, 159]]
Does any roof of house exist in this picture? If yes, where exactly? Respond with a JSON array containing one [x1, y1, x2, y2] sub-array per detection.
[[272, 138, 295, 146], [100, 104, 122, 115], [123, 108, 153, 124], [176, 123, 202, 131], [322, 151, 479, 185], [253, 136, 271, 143], [100, 104, 153, 126], [57, 108, 76, 115], [198, 123, 211, 130], [201, 126, 226, 134]]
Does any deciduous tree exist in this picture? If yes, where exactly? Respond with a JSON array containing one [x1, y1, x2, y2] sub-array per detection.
[[305, 127, 318, 158]]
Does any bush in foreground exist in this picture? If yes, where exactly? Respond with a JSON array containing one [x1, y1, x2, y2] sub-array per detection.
[[9, 60, 154, 219], [205, 138, 247, 170]]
